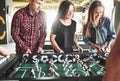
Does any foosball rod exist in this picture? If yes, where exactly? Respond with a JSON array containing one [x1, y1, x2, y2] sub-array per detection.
[[74, 55, 94, 76]]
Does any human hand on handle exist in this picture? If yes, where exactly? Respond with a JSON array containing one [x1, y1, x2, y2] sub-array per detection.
[[25, 49, 32, 54], [37, 47, 44, 54], [77, 46, 83, 52]]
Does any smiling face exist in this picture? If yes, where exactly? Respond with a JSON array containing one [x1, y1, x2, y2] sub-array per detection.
[[93, 6, 104, 21], [64, 5, 75, 19]]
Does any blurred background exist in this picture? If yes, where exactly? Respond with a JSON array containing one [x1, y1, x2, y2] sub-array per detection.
[[0, 0, 118, 54]]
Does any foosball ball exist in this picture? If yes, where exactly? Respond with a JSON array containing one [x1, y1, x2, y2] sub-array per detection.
[[0, 52, 108, 81]]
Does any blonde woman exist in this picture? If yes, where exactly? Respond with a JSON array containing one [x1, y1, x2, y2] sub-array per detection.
[[83, 0, 116, 53]]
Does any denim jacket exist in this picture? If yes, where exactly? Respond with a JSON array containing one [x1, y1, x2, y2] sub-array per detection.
[[83, 17, 116, 46]]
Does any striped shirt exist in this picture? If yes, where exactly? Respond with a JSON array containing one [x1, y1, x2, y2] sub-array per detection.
[[11, 5, 47, 54]]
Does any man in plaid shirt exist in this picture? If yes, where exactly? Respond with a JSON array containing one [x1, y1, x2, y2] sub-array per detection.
[[11, 0, 47, 54]]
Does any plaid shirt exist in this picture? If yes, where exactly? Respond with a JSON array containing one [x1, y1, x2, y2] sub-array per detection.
[[11, 5, 47, 54]]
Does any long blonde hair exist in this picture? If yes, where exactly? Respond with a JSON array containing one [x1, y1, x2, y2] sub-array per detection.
[[86, 0, 105, 38]]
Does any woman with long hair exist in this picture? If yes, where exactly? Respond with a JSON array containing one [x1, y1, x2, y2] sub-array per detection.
[[83, 0, 116, 53], [50, 0, 83, 54]]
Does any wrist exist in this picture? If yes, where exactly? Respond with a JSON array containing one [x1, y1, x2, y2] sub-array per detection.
[[58, 49, 64, 53], [76, 45, 79, 49]]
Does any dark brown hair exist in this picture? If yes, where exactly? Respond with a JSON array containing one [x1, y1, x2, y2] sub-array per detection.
[[55, 0, 75, 20]]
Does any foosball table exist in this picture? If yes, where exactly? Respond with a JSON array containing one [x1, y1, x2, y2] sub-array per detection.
[[0, 52, 108, 81]]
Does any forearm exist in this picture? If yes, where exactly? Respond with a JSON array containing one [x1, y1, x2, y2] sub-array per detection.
[[38, 22, 47, 48], [38, 32, 47, 48], [51, 40, 61, 53], [11, 32, 29, 52], [0, 46, 10, 56], [105, 41, 112, 48], [74, 36, 79, 48], [90, 43, 101, 49], [50, 35, 62, 53]]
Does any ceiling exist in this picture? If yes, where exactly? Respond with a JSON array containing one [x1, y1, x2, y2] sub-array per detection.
[[13, 0, 94, 12]]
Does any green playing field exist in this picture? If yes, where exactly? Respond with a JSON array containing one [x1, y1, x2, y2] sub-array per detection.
[[12, 60, 105, 79]]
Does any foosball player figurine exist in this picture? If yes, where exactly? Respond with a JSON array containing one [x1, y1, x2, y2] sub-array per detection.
[[30, 68, 36, 78]]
